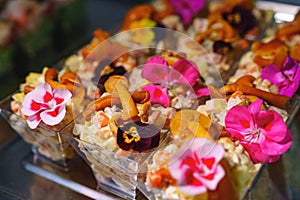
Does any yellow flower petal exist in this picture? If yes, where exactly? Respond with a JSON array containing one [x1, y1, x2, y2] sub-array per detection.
[[129, 18, 156, 29], [12, 93, 25, 103]]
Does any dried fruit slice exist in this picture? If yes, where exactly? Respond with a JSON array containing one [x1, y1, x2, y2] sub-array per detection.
[[170, 110, 211, 140]]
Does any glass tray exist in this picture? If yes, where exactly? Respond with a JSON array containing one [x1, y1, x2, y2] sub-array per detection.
[[1, 102, 298, 200], [0, 127, 125, 200]]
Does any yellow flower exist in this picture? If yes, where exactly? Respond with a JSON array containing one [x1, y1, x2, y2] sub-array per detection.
[[129, 18, 156, 29], [12, 93, 25, 103], [25, 67, 48, 87], [129, 18, 156, 45], [132, 29, 155, 45]]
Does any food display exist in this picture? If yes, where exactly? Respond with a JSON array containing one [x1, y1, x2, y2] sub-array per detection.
[[228, 11, 300, 115], [0, 67, 86, 168], [62, 47, 212, 198], [138, 84, 293, 199], [63, 75, 169, 198], [63, 32, 295, 200], [0, 0, 299, 199], [178, 0, 273, 81]]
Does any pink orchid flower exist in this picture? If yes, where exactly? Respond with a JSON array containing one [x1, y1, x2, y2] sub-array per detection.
[[142, 56, 200, 87], [261, 56, 300, 97], [169, 0, 206, 25], [142, 56, 205, 107], [169, 138, 225, 195], [21, 83, 72, 129], [225, 99, 292, 164], [142, 84, 170, 107]]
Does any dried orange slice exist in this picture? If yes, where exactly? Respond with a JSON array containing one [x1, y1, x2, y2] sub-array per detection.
[[170, 110, 212, 140]]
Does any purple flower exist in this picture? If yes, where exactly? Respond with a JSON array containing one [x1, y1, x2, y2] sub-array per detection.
[[169, 0, 206, 25], [117, 121, 160, 152], [261, 57, 300, 97], [222, 6, 257, 35]]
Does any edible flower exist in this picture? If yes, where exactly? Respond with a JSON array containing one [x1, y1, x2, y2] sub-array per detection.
[[129, 19, 157, 45], [21, 83, 72, 129], [225, 99, 292, 164], [142, 56, 203, 107], [169, 0, 205, 25], [129, 18, 157, 29], [142, 56, 200, 87], [117, 121, 160, 152], [222, 6, 257, 35], [195, 87, 210, 97], [261, 56, 300, 98], [169, 138, 225, 195], [142, 84, 170, 107]]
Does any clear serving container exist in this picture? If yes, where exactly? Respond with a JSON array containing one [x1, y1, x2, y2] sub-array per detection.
[[134, 94, 300, 200], [0, 92, 78, 171], [61, 115, 171, 200]]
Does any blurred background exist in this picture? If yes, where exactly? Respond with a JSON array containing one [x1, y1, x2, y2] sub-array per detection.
[[0, 0, 153, 99]]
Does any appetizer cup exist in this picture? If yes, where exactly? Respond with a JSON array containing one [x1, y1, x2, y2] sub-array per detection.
[[0, 93, 75, 170], [133, 94, 299, 200], [61, 27, 225, 199], [0, 67, 86, 171]]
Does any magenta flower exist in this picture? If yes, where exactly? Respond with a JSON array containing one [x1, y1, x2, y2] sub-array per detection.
[[142, 84, 170, 107], [21, 83, 72, 129], [142, 56, 200, 87], [142, 56, 200, 107], [225, 99, 292, 164], [142, 56, 170, 85], [172, 59, 200, 86], [261, 56, 300, 97], [169, 138, 225, 195], [169, 0, 206, 25], [195, 87, 210, 97]]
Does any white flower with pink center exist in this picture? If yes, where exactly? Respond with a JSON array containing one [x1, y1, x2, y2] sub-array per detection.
[[168, 138, 225, 195], [21, 83, 72, 129]]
